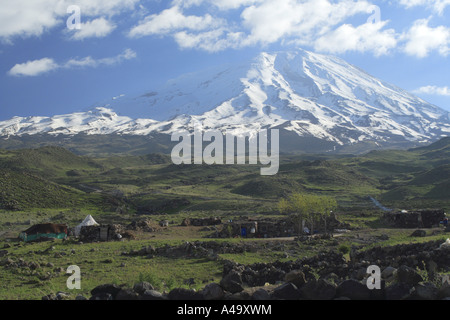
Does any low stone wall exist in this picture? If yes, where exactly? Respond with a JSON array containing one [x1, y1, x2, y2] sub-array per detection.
[[181, 217, 222, 227], [384, 210, 445, 228], [48, 240, 450, 300]]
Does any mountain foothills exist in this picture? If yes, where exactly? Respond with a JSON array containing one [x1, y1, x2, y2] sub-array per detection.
[[0, 50, 449, 154], [0, 137, 448, 213]]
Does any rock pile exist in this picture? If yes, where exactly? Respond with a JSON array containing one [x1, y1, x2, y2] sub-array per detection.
[[79, 224, 127, 242], [384, 209, 445, 228], [181, 217, 222, 227], [123, 241, 264, 260], [126, 219, 160, 233], [351, 240, 450, 272], [59, 265, 450, 301], [79, 226, 101, 243]]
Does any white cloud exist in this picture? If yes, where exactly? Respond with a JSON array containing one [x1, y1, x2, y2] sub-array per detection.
[[64, 48, 137, 69], [128, 0, 397, 55], [399, 0, 450, 14], [8, 49, 137, 77], [239, 0, 374, 46], [174, 29, 245, 52], [314, 21, 397, 56], [173, 0, 259, 10], [70, 18, 116, 40], [128, 5, 219, 38], [413, 85, 450, 96], [403, 19, 450, 57], [8, 58, 59, 77], [0, 0, 139, 41]]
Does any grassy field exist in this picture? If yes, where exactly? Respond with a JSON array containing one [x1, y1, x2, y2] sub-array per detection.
[[0, 138, 448, 299]]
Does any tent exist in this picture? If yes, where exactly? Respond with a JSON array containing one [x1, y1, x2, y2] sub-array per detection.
[[19, 224, 68, 242], [75, 215, 99, 237]]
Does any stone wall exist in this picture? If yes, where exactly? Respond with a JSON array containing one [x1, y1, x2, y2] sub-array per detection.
[[384, 209, 445, 228]]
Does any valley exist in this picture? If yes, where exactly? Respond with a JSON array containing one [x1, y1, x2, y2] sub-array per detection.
[[0, 138, 448, 300]]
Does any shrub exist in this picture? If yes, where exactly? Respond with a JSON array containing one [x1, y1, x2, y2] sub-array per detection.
[[338, 244, 350, 255], [138, 272, 162, 289]]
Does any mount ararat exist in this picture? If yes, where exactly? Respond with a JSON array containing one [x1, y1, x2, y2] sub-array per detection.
[[1, 49, 449, 154]]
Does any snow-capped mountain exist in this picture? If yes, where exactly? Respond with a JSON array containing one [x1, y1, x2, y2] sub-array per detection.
[[1, 49, 449, 149]]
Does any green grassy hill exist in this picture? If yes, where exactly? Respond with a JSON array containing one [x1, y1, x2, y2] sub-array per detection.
[[0, 137, 448, 213], [0, 169, 83, 210]]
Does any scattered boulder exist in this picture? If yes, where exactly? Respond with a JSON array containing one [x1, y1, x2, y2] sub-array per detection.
[[220, 270, 244, 294], [410, 230, 427, 237], [381, 267, 397, 282], [396, 265, 423, 286], [90, 284, 121, 300], [90, 293, 113, 301], [336, 279, 371, 300], [284, 270, 306, 288], [141, 290, 166, 300], [202, 283, 225, 300], [385, 283, 412, 300], [55, 292, 71, 300], [272, 282, 301, 300], [438, 279, 450, 299], [299, 279, 336, 300], [133, 282, 154, 295], [252, 288, 271, 300], [439, 239, 450, 250], [410, 282, 438, 300], [168, 288, 204, 300], [225, 291, 251, 300], [116, 288, 140, 300]]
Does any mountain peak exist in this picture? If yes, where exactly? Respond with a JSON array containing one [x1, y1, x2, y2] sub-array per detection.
[[1, 49, 449, 150]]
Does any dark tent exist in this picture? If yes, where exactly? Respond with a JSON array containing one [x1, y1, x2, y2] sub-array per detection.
[[19, 223, 68, 242]]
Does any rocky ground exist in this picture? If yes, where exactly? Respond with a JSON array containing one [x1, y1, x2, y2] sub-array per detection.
[[39, 239, 450, 301]]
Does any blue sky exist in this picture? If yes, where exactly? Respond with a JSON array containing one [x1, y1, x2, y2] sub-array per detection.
[[1, 0, 450, 121]]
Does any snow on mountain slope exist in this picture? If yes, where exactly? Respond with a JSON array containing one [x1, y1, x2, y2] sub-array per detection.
[[1, 49, 449, 147]]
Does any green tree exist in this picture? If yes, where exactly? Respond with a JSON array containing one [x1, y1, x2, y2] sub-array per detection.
[[315, 195, 338, 235], [278, 193, 337, 236]]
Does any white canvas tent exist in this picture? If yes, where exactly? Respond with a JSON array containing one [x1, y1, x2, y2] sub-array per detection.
[[75, 215, 99, 237]]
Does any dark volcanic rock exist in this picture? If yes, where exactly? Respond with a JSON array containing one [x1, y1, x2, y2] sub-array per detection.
[[133, 282, 154, 295], [299, 279, 336, 300], [396, 265, 423, 286], [141, 290, 166, 300], [385, 283, 413, 300], [90, 292, 113, 301], [116, 288, 140, 300], [284, 270, 307, 288], [220, 270, 244, 294], [336, 279, 371, 300], [410, 282, 438, 300], [202, 283, 225, 300], [90, 284, 122, 299], [272, 283, 301, 300], [168, 288, 204, 300], [410, 230, 427, 237], [252, 288, 271, 300]]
